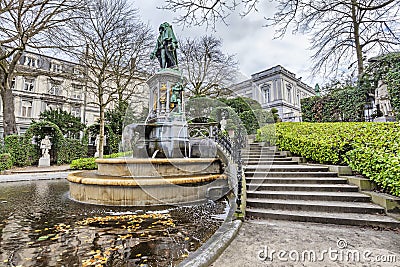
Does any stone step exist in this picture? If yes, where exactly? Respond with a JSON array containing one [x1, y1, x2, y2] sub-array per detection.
[[242, 149, 275, 152], [246, 208, 400, 228], [247, 183, 359, 192], [242, 153, 282, 157], [243, 155, 287, 159], [244, 157, 293, 162], [246, 172, 338, 178], [246, 190, 371, 202], [244, 161, 298, 165], [242, 148, 277, 152], [246, 177, 348, 184], [246, 198, 385, 214], [245, 165, 330, 172]]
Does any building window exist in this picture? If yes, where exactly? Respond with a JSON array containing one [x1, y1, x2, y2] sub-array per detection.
[[73, 67, 83, 75], [71, 106, 81, 117], [21, 100, 33, 117], [49, 81, 62, 95], [24, 56, 37, 68], [51, 62, 62, 73], [263, 84, 271, 103], [23, 78, 35, 91], [71, 84, 83, 99], [297, 91, 300, 105], [286, 84, 292, 103], [10, 77, 16, 90]]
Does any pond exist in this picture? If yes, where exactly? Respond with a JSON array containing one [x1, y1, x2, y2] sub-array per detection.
[[0, 179, 229, 267]]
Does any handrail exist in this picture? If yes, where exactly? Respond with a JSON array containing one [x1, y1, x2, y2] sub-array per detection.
[[212, 126, 246, 218]]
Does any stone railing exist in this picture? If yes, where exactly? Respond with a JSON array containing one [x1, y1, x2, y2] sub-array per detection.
[[188, 122, 246, 217], [213, 126, 246, 217]]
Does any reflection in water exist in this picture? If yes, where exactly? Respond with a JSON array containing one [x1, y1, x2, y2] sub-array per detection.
[[0, 180, 228, 266]]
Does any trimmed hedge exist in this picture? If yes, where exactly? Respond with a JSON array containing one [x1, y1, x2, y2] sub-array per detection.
[[256, 122, 400, 196], [57, 138, 88, 164], [70, 157, 97, 170], [0, 153, 13, 171], [4, 135, 36, 166], [70, 152, 132, 170]]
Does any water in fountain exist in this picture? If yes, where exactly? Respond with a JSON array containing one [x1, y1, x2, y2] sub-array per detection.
[[0, 180, 229, 266]]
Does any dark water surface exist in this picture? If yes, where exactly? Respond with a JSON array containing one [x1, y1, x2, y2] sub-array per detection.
[[0, 179, 228, 266]]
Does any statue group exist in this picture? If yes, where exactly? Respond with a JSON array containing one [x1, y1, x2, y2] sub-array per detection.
[[151, 22, 178, 69]]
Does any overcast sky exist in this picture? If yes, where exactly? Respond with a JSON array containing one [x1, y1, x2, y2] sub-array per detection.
[[136, 1, 318, 86]]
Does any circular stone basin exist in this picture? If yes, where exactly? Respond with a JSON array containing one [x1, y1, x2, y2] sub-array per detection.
[[95, 157, 223, 177], [68, 157, 229, 206]]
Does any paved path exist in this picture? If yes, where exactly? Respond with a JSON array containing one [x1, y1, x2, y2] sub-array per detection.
[[0, 164, 72, 182], [211, 219, 400, 267]]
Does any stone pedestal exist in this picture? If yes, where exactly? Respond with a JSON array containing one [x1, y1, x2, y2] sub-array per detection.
[[38, 157, 50, 167], [145, 69, 190, 158]]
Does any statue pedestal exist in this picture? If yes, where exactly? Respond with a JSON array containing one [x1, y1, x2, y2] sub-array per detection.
[[38, 157, 50, 167], [145, 69, 190, 158]]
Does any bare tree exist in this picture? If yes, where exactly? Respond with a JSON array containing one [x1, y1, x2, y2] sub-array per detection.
[[69, 0, 153, 157], [179, 36, 238, 97], [0, 0, 81, 136], [162, 0, 400, 78], [110, 22, 154, 106]]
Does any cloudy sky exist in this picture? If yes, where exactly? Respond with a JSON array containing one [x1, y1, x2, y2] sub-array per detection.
[[136, 1, 318, 86]]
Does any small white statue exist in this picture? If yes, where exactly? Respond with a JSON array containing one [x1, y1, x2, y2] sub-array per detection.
[[220, 110, 228, 132], [94, 134, 106, 157], [40, 135, 52, 159], [95, 134, 100, 152]]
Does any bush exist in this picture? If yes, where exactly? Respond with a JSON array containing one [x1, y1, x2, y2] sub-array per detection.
[[57, 138, 88, 164], [0, 153, 13, 171], [70, 157, 97, 170], [4, 135, 36, 166], [256, 122, 400, 196], [70, 151, 131, 170]]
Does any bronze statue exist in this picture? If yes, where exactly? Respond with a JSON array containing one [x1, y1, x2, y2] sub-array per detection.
[[151, 22, 178, 69]]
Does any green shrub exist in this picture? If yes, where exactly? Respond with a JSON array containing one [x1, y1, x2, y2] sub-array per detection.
[[57, 138, 88, 164], [256, 122, 400, 196], [4, 135, 36, 166], [0, 153, 13, 171], [70, 157, 97, 170], [70, 151, 131, 170]]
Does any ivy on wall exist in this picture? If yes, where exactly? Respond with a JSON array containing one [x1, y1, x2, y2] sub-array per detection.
[[360, 52, 400, 119], [301, 85, 366, 122]]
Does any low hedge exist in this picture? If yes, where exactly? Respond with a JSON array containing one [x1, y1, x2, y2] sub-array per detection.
[[256, 122, 400, 196], [70, 152, 132, 170], [0, 153, 13, 171]]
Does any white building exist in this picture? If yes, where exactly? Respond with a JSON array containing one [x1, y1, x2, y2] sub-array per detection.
[[0, 51, 148, 136], [232, 65, 315, 122]]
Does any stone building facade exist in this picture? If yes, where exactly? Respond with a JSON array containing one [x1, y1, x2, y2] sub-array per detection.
[[0, 51, 148, 137], [232, 65, 315, 122]]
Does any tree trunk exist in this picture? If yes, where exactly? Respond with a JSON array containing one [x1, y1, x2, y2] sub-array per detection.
[[98, 105, 105, 158], [1, 86, 17, 137], [351, 0, 364, 77]]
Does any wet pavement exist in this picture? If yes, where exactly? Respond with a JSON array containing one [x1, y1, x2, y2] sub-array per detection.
[[211, 219, 400, 267]]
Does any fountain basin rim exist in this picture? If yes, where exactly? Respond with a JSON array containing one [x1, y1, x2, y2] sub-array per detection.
[[67, 172, 227, 186], [95, 157, 221, 164]]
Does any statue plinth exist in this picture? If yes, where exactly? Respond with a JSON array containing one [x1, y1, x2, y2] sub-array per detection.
[[145, 69, 189, 158], [38, 157, 50, 167]]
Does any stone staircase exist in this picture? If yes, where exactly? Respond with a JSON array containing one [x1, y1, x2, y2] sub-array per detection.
[[243, 143, 400, 228]]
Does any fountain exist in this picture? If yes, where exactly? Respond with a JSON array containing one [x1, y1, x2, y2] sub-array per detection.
[[67, 22, 229, 207]]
